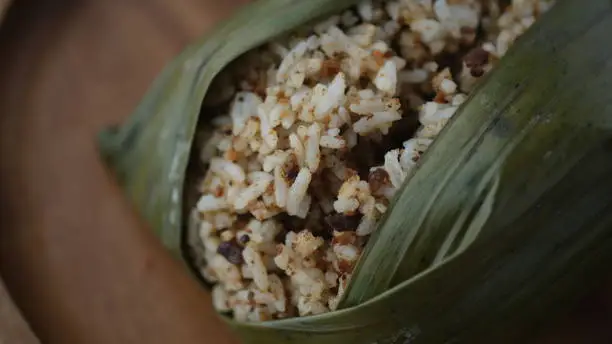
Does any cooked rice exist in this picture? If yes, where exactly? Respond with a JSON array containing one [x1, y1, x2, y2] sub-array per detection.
[[190, 0, 552, 321]]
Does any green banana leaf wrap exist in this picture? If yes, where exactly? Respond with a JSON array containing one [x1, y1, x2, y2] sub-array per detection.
[[98, 0, 612, 343]]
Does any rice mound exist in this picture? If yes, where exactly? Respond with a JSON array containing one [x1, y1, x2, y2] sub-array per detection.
[[189, 0, 552, 322]]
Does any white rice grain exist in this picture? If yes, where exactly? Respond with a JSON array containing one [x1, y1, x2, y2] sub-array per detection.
[[333, 197, 360, 213], [249, 219, 281, 244], [263, 150, 290, 173], [305, 123, 322, 172], [295, 194, 312, 219], [289, 133, 306, 166], [268, 274, 287, 312], [353, 110, 401, 135], [320, 135, 346, 149], [357, 0, 373, 21], [277, 41, 310, 82], [212, 285, 231, 312], [315, 73, 347, 119], [350, 98, 386, 115], [374, 60, 397, 94], [210, 255, 244, 291], [294, 230, 324, 257], [356, 216, 377, 236], [286, 168, 312, 216], [243, 245, 270, 291], [273, 165, 289, 207], [384, 149, 406, 188], [197, 194, 228, 213], [210, 158, 246, 184], [233, 174, 273, 211], [230, 92, 262, 136]]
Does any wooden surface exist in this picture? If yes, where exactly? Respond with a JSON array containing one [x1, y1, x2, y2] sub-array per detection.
[[0, 3, 39, 344], [0, 280, 39, 344], [0, 0, 610, 343], [0, 0, 11, 22], [0, 1, 248, 343]]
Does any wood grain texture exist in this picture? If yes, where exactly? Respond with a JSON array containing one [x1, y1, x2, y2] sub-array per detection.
[[0, 4, 39, 344], [0, 280, 39, 344], [0, 0, 11, 21], [0, 1, 248, 343], [0, 0, 609, 343]]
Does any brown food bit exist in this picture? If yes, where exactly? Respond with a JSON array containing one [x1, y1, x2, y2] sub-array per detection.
[[315, 258, 328, 271], [433, 91, 447, 104], [332, 231, 357, 246], [225, 148, 238, 161], [249, 203, 282, 221], [358, 76, 370, 89], [286, 167, 299, 181], [348, 111, 361, 124], [325, 213, 362, 232], [368, 168, 390, 192], [435, 51, 464, 76], [346, 137, 386, 179], [397, 13, 407, 25], [302, 256, 318, 267], [321, 59, 341, 78], [277, 213, 306, 233], [277, 93, 290, 106], [384, 114, 420, 149], [534, 2, 541, 16], [255, 89, 266, 98], [217, 241, 243, 265], [235, 214, 250, 229], [281, 154, 299, 182], [214, 186, 225, 197], [315, 227, 333, 241], [247, 291, 256, 306], [344, 168, 359, 180], [464, 47, 490, 77], [253, 70, 268, 97], [275, 90, 287, 99], [432, 67, 452, 92], [258, 310, 272, 321], [305, 78, 318, 88], [332, 51, 349, 60], [336, 260, 354, 274], [470, 66, 484, 77], [277, 304, 297, 319], [459, 27, 477, 45], [239, 234, 250, 244], [460, 26, 476, 35], [372, 50, 385, 66], [384, 98, 401, 110]]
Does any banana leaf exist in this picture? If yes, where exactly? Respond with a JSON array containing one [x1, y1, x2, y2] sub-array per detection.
[[98, 0, 612, 343]]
